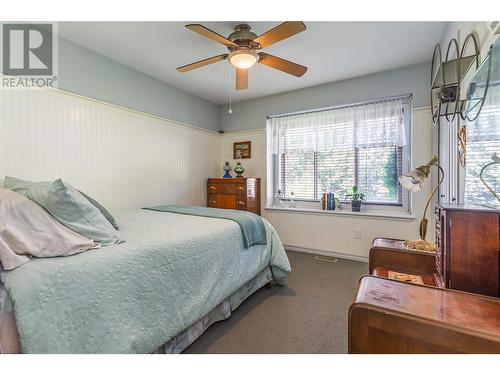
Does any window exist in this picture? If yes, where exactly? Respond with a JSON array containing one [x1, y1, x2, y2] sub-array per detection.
[[268, 96, 411, 206], [464, 83, 500, 206]]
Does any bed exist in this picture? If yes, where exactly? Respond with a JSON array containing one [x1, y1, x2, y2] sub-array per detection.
[[0, 208, 291, 354]]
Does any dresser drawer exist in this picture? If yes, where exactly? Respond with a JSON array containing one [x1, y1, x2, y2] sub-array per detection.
[[235, 197, 247, 210], [207, 183, 237, 195], [207, 194, 236, 209], [235, 183, 247, 195]]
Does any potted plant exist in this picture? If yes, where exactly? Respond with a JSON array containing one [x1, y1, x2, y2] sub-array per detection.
[[345, 185, 366, 212]]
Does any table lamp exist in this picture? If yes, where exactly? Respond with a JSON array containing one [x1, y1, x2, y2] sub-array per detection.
[[398, 155, 444, 252]]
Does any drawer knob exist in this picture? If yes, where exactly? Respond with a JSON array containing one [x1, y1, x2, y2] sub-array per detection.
[[209, 186, 216, 190], [237, 186, 245, 191], [209, 200, 216, 204], [237, 201, 246, 206]]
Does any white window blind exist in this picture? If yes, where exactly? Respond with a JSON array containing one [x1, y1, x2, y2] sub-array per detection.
[[464, 83, 500, 206], [268, 96, 410, 204]]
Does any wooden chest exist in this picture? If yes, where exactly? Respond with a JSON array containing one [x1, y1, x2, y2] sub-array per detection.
[[349, 276, 500, 353], [207, 178, 261, 215]]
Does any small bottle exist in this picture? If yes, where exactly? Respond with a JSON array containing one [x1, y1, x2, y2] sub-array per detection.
[[327, 192, 335, 210], [321, 193, 327, 210]]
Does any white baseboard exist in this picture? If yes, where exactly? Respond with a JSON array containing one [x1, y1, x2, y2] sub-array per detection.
[[284, 245, 369, 263]]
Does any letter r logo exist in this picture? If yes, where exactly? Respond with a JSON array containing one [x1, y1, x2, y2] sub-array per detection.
[[2, 24, 53, 76]]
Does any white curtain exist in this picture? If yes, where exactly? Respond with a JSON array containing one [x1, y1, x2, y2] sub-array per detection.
[[269, 97, 407, 155]]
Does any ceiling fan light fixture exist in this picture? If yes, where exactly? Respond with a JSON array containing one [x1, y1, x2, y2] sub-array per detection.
[[178, 22, 308, 90], [228, 49, 259, 69]]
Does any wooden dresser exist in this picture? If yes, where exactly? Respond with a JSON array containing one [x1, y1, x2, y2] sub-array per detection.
[[207, 178, 261, 215], [434, 204, 500, 297]]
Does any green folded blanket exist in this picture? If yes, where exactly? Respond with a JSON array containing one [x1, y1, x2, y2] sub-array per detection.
[[143, 205, 267, 248]]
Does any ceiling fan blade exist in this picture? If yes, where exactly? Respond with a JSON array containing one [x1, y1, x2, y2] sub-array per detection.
[[177, 54, 228, 73], [258, 53, 307, 77], [236, 68, 248, 90], [253, 21, 306, 49], [186, 24, 238, 48]]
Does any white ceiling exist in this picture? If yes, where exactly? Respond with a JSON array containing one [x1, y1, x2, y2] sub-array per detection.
[[59, 21, 447, 105]]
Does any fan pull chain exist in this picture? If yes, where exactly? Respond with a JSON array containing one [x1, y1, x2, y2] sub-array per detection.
[[228, 63, 232, 114]]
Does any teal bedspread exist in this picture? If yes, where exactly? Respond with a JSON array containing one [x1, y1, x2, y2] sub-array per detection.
[[0, 209, 291, 353], [143, 205, 266, 248]]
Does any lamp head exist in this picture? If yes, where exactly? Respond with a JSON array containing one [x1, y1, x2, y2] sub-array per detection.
[[399, 169, 428, 192], [398, 155, 439, 192]]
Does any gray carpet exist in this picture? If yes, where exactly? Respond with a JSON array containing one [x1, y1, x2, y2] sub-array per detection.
[[184, 250, 368, 354]]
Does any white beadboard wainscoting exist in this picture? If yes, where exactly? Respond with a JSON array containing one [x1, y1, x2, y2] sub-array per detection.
[[220, 108, 434, 260], [0, 88, 220, 212], [0, 86, 434, 261]]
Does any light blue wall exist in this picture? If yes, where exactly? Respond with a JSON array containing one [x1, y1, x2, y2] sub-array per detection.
[[58, 37, 220, 132], [57, 37, 430, 133], [219, 62, 430, 132]]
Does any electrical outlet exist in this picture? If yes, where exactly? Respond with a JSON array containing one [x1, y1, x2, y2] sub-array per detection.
[[353, 228, 362, 239]]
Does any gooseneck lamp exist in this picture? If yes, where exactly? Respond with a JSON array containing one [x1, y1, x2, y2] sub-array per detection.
[[398, 155, 444, 252], [479, 153, 500, 203]]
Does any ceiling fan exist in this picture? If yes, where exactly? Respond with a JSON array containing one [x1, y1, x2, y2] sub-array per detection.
[[177, 22, 308, 90]]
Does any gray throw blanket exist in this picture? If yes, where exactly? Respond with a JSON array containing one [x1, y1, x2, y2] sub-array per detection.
[[143, 205, 267, 248]]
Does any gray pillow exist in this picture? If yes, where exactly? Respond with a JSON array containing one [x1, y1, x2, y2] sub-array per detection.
[[78, 190, 119, 230], [3, 176, 33, 196], [0, 188, 98, 270], [4, 176, 118, 230], [4, 177, 118, 246]]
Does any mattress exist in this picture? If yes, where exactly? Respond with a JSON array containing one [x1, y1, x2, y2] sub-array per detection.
[[0, 209, 290, 353]]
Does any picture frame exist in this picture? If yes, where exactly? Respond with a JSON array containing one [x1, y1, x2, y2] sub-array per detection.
[[233, 141, 251, 159]]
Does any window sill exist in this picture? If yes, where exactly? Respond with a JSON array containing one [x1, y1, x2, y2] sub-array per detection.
[[265, 205, 415, 221]]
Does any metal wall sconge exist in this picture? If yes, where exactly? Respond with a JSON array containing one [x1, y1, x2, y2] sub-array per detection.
[[430, 33, 481, 126]]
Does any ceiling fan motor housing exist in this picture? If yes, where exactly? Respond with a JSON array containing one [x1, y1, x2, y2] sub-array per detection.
[[228, 24, 260, 50]]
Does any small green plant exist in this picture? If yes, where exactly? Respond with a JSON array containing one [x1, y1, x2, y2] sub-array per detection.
[[345, 185, 366, 201]]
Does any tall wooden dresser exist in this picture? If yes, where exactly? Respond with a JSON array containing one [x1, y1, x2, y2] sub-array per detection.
[[434, 203, 500, 297], [207, 178, 261, 215]]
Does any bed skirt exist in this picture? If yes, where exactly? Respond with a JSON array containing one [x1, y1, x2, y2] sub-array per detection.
[[0, 267, 273, 354], [159, 266, 272, 353]]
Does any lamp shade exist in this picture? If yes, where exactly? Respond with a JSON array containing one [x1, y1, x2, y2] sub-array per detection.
[[399, 170, 427, 192], [398, 156, 436, 193]]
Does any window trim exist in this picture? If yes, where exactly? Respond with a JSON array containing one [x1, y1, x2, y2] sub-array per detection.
[[267, 94, 413, 213], [264, 205, 416, 221]]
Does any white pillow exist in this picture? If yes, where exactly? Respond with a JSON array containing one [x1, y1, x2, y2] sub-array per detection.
[[0, 188, 98, 270], [4, 177, 118, 245]]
